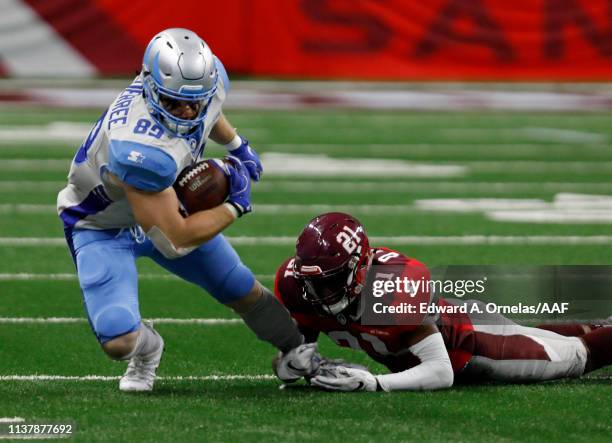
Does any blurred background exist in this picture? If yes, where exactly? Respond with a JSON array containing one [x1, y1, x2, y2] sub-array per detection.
[[0, 3, 611, 439]]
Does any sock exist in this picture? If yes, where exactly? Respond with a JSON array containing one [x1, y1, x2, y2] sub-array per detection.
[[239, 287, 304, 353], [121, 322, 163, 360], [582, 327, 612, 373]]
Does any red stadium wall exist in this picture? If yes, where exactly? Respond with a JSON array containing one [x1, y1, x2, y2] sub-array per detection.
[[13, 0, 612, 80]]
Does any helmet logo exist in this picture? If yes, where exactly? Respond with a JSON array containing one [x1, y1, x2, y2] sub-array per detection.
[[299, 265, 323, 275], [336, 225, 362, 254], [127, 150, 146, 164]]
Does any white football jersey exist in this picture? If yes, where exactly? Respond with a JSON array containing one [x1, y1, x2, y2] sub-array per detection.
[[57, 65, 228, 230]]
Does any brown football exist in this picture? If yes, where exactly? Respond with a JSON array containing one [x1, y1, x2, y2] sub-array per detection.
[[173, 159, 229, 214]]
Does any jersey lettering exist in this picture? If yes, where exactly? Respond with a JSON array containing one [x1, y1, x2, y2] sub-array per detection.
[[284, 258, 295, 278], [133, 119, 163, 139], [378, 252, 400, 263]]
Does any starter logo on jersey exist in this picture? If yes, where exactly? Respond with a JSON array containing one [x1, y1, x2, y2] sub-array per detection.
[[127, 150, 146, 164]]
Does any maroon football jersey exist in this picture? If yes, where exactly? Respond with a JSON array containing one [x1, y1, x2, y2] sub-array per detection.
[[275, 248, 443, 373]]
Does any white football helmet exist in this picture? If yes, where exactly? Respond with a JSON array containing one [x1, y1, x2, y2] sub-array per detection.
[[141, 28, 218, 137]]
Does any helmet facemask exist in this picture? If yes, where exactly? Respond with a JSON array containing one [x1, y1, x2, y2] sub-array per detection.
[[142, 71, 216, 137], [295, 246, 371, 316]]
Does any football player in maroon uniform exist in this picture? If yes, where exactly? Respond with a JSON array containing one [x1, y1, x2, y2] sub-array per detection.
[[273, 212, 612, 392]]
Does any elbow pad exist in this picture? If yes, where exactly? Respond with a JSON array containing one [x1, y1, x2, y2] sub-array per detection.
[[376, 332, 454, 391], [146, 226, 196, 259]]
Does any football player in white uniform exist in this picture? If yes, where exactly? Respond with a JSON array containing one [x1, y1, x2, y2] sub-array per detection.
[[273, 213, 612, 391], [57, 28, 305, 392]]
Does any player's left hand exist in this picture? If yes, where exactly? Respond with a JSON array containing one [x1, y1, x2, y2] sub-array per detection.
[[310, 366, 378, 392], [222, 155, 252, 216], [229, 135, 263, 181], [273, 342, 321, 383]]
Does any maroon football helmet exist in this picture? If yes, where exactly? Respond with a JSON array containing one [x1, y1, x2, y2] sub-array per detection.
[[293, 212, 372, 315]]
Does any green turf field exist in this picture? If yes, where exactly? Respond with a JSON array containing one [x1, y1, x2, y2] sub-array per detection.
[[0, 107, 611, 442]]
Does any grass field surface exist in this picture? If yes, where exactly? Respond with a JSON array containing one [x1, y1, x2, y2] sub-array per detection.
[[0, 107, 610, 442]]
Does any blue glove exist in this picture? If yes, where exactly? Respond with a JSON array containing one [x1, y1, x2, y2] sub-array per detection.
[[229, 135, 263, 181], [223, 155, 252, 217]]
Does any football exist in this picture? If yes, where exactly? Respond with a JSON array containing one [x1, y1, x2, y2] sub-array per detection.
[[173, 159, 229, 214]]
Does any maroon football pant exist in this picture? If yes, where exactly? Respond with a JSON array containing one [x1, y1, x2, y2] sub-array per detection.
[[441, 300, 587, 382]]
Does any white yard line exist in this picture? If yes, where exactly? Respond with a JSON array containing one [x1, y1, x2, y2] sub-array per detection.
[[2, 157, 611, 174], [262, 142, 611, 152], [415, 197, 612, 212], [0, 374, 607, 383], [466, 161, 612, 173], [0, 203, 419, 215], [0, 374, 275, 381], [415, 198, 552, 212], [6, 200, 612, 216], [0, 203, 416, 215], [0, 238, 65, 246], [0, 317, 242, 325], [414, 195, 612, 223], [0, 273, 275, 281], [0, 181, 65, 192], [0, 418, 25, 423], [5, 141, 609, 150], [442, 128, 608, 143], [487, 211, 612, 224], [0, 156, 467, 177], [0, 122, 267, 144], [4, 180, 612, 195], [0, 160, 69, 171], [2, 236, 612, 246]]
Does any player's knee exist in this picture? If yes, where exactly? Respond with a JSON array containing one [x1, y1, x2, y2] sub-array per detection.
[[217, 264, 256, 305], [94, 304, 139, 350]]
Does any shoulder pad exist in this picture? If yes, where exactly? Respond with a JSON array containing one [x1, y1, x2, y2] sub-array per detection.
[[108, 140, 177, 192], [214, 56, 230, 94]]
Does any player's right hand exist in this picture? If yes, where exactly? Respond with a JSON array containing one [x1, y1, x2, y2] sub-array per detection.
[[318, 358, 370, 373], [273, 343, 321, 383], [224, 155, 252, 217], [310, 366, 378, 392]]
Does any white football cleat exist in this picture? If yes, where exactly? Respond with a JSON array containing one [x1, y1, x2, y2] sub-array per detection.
[[119, 326, 164, 392]]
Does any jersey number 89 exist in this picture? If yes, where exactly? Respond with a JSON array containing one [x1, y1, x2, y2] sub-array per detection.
[[133, 119, 163, 139]]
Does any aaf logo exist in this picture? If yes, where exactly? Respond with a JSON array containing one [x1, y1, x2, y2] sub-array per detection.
[[127, 150, 145, 164]]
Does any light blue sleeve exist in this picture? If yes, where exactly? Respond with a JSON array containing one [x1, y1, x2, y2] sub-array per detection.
[[108, 140, 177, 192], [214, 56, 230, 94]]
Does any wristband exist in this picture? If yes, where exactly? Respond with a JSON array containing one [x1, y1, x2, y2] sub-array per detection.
[[223, 134, 242, 151], [223, 202, 240, 219]]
